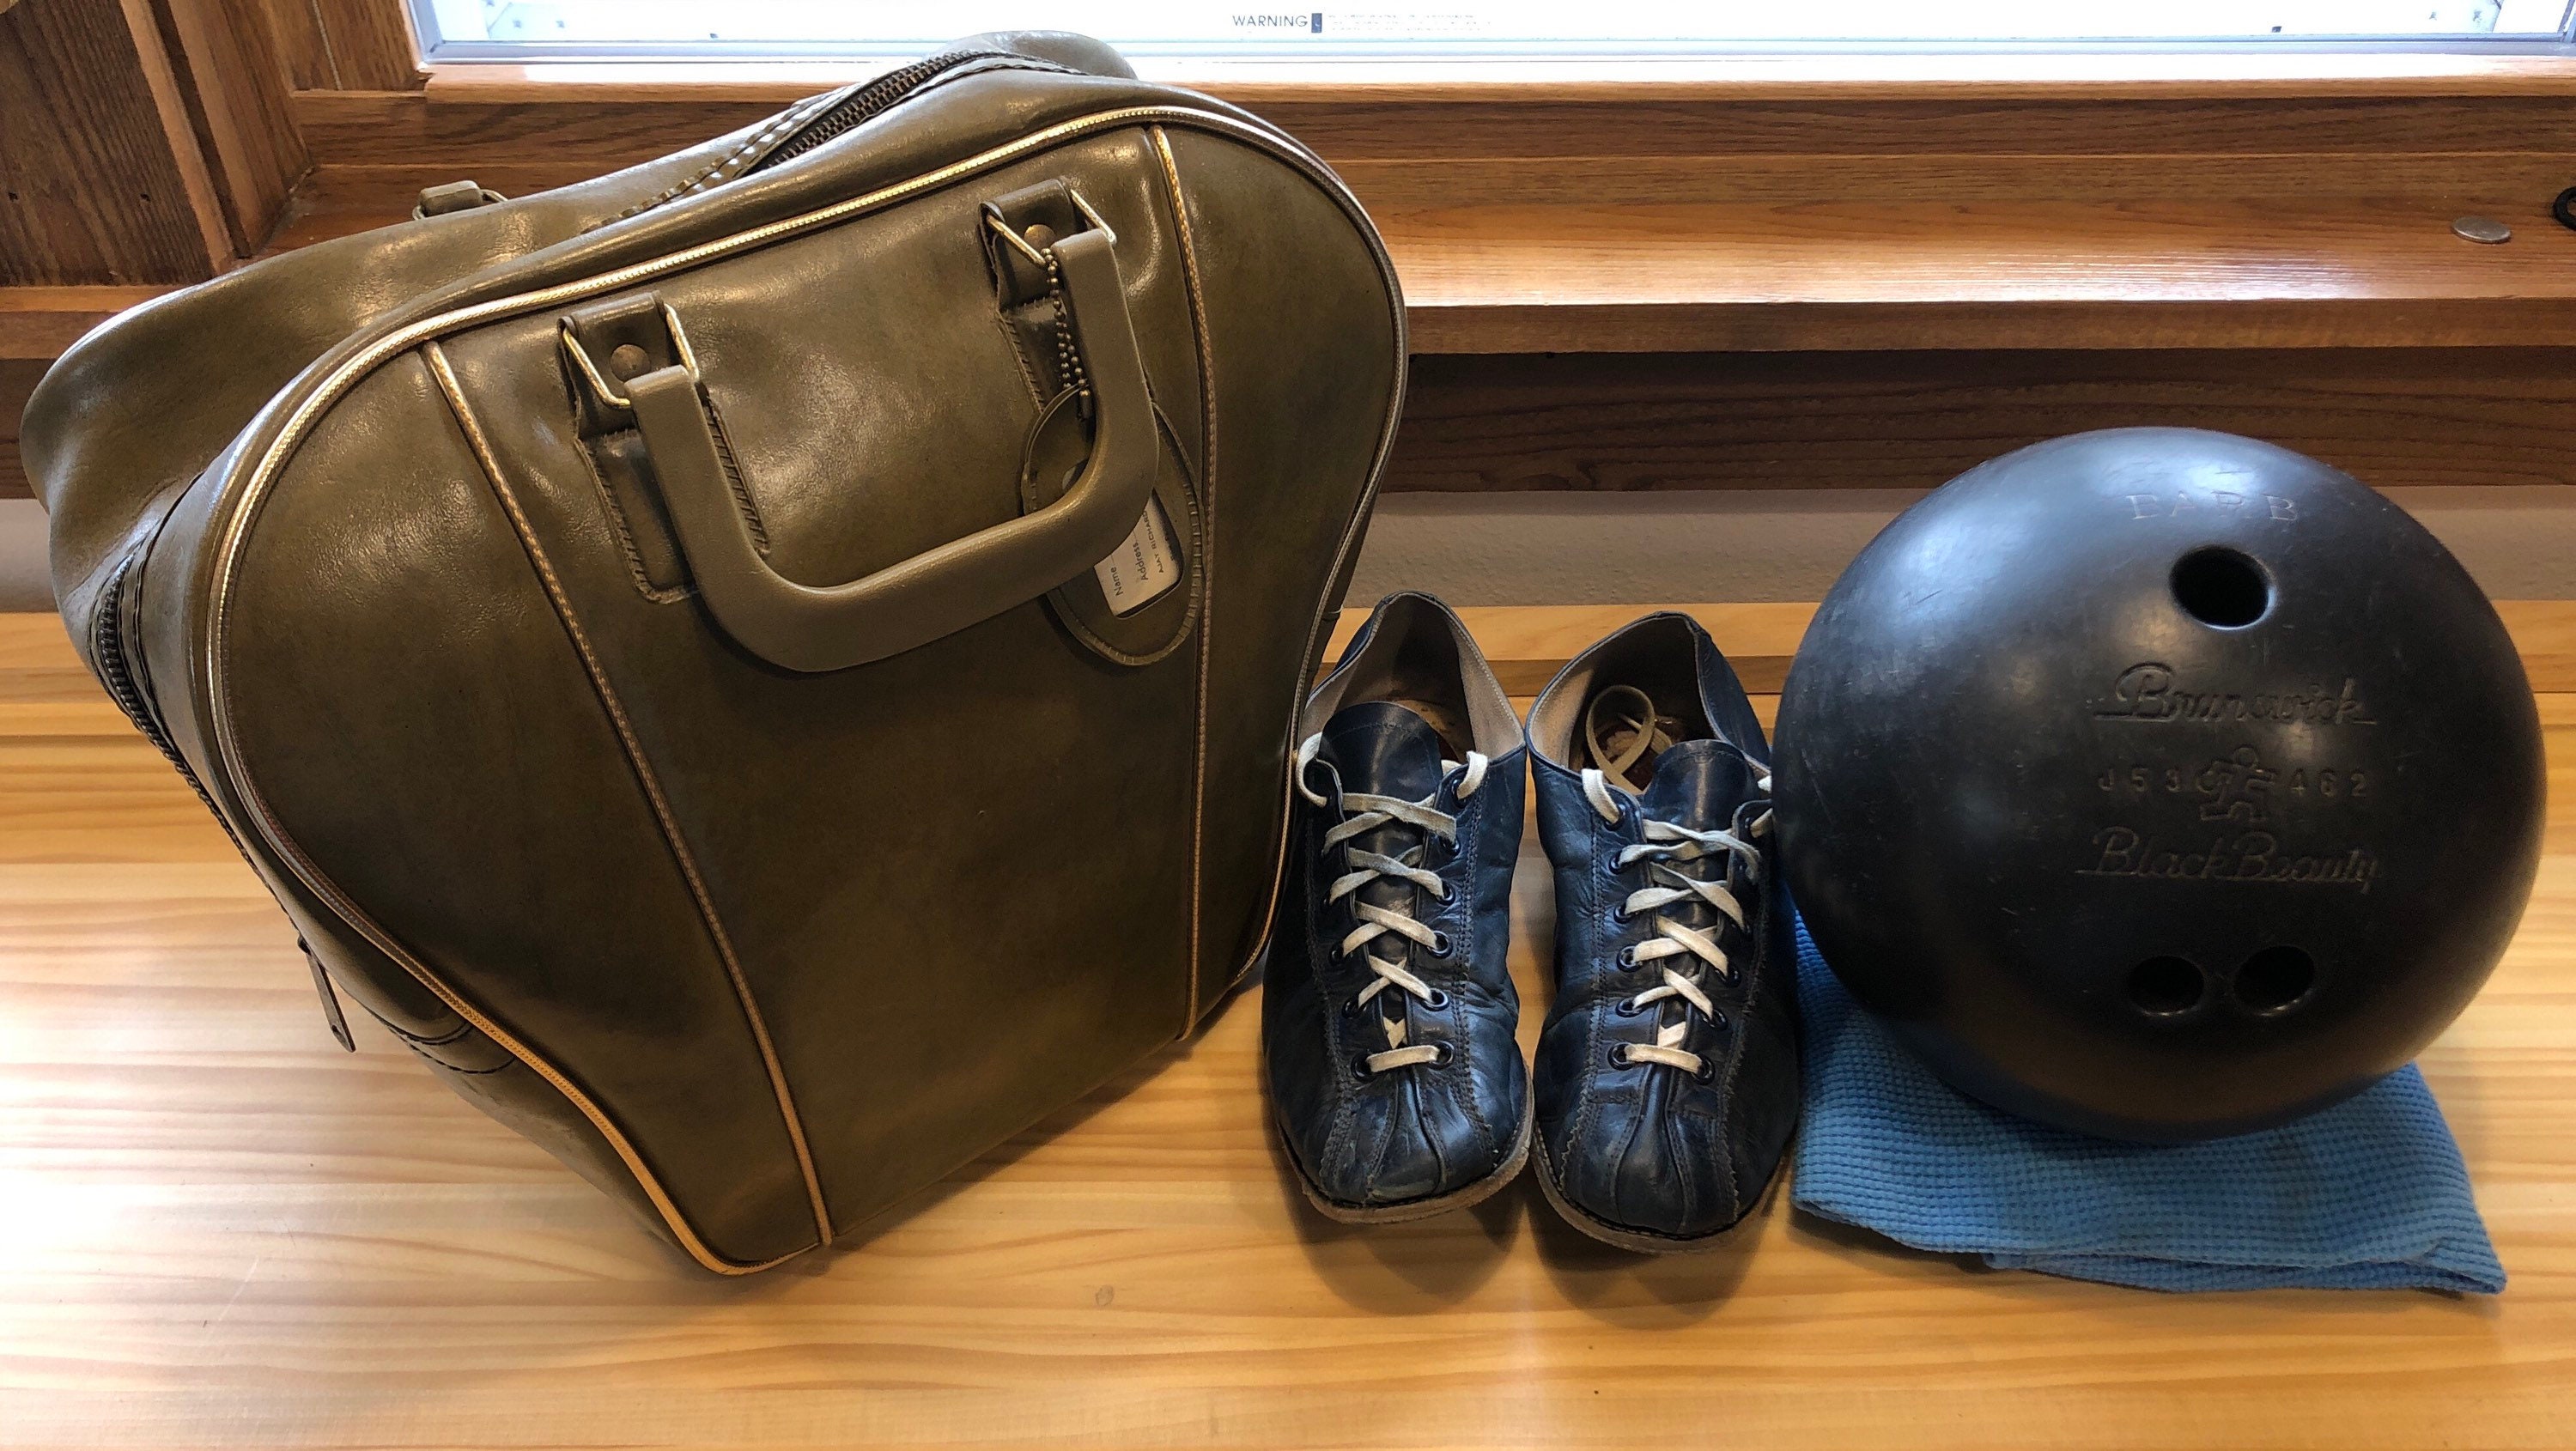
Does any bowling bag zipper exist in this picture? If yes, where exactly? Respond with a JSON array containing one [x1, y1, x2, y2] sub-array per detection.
[[748, 50, 1078, 175], [93, 550, 200, 800], [93, 537, 357, 1050]]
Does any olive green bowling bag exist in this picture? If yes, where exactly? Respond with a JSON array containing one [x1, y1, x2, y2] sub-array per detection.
[[21, 33, 1404, 1272]]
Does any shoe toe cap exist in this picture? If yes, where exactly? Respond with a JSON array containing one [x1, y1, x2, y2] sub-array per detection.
[[1546, 1103, 1747, 1242], [1275, 1054, 1528, 1211]]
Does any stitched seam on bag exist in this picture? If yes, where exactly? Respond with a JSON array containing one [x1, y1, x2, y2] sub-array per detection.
[[351, 995, 483, 1053], [1153, 125, 1218, 1033], [404, 1038, 508, 1074], [571, 414, 768, 603], [380, 1017, 475, 1047], [412, 1046, 507, 1077], [993, 311, 1048, 409], [575, 428, 694, 604], [598, 92, 839, 229], [596, 62, 1074, 232], [669, 60, 1066, 222], [700, 393, 774, 553], [426, 341, 836, 1250]]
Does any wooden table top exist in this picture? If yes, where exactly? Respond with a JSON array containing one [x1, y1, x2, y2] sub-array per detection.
[[0, 611, 2569, 1449]]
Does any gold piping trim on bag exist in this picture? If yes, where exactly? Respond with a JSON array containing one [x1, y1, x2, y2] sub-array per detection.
[[1153, 132, 1413, 1006], [428, 342, 836, 1249], [1151, 125, 1217, 1035]]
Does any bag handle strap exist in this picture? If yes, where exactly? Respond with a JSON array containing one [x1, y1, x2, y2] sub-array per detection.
[[608, 227, 1156, 672]]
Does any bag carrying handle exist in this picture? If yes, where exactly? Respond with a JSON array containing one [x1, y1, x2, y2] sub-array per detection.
[[609, 227, 1157, 673]]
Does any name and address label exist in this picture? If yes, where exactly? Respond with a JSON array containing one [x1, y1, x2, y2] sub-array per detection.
[[1092, 499, 1182, 616]]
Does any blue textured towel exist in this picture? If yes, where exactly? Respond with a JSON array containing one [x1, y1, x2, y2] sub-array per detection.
[[1789, 919, 2505, 1293]]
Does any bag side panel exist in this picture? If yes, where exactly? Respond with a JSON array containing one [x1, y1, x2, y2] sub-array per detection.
[[185, 352, 829, 1268], [1157, 130, 1406, 1011]]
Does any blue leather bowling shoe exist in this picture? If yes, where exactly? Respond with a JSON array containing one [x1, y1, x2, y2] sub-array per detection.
[[1262, 592, 1531, 1222], [1525, 613, 1799, 1252]]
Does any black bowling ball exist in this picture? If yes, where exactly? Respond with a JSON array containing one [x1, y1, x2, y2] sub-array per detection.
[[1775, 428, 2545, 1141]]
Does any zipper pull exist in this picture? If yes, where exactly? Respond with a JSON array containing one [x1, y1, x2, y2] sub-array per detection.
[[298, 937, 355, 1053]]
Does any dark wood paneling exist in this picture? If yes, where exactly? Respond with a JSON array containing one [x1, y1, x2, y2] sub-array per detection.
[[257, 0, 332, 88], [0, 0, 219, 284], [258, 0, 417, 89], [150, 0, 310, 255], [295, 88, 770, 166], [1385, 348, 2576, 493], [313, 0, 417, 88]]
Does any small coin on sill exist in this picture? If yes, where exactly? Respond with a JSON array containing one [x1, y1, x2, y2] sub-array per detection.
[[2451, 216, 2513, 244]]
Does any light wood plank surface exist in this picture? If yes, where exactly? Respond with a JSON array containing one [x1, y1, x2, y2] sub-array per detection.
[[1, 611, 2571, 1449]]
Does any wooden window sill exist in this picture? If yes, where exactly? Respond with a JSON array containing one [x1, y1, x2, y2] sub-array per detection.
[[12, 198, 2574, 362], [1387, 200, 2576, 352]]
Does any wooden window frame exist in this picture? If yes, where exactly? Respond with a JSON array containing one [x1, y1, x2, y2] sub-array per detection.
[[258, 44, 2576, 355], [19, 1, 2576, 360]]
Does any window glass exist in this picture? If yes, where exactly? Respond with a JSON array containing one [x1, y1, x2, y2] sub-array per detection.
[[416, 1, 2573, 60]]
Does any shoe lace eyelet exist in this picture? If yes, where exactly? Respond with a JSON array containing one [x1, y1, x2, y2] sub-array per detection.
[[1606, 1046, 1631, 1070], [1710, 1006, 1733, 1032], [1614, 945, 1638, 970], [1351, 1058, 1373, 1081], [1340, 996, 1363, 1018], [1423, 988, 1450, 1010], [1693, 1058, 1716, 1084], [1428, 931, 1454, 958], [1431, 1042, 1455, 1067], [1613, 996, 1642, 1017]]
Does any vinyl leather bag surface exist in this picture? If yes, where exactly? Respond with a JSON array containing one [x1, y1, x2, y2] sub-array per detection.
[[20, 33, 1406, 1272]]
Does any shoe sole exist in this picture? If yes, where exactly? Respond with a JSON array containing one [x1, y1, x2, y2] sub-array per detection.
[[1272, 1083, 1536, 1226], [1530, 1129, 1790, 1255]]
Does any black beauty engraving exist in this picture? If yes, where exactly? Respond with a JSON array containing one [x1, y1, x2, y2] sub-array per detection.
[[2081, 828, 2378, 892]]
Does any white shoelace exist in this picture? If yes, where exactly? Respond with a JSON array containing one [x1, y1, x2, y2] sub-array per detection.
[[1579, 686, 1771, 1078], [1296, 732, 1490, 1074]]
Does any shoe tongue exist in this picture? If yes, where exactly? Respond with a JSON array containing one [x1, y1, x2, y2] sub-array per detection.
[[1319, 701, 1450, 920], [1637, 738, 1758, 830], [1319, 700, 1449, 804]]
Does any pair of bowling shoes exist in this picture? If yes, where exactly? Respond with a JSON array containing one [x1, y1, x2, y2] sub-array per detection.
[[1261, 592, 1799, 1252]]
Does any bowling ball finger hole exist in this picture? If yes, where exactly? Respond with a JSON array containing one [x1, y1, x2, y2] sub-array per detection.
[[2125, 956, 2210, 1016], [2170, 546, 2272, 628], [2233, 946, 2318, 1013]]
